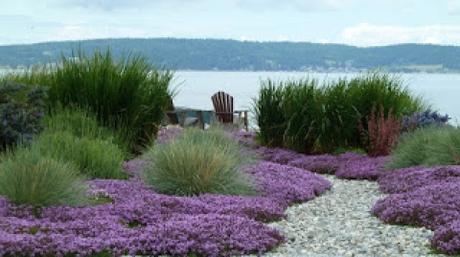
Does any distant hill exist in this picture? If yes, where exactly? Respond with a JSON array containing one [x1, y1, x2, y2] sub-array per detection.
[[1, 38, 460, 72]]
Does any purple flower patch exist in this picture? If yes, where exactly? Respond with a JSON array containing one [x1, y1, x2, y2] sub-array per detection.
[[0, 158, 331, 256], [246, 161, 332, 205], [377, 165, 460, 194], [335, 155, 389, 181], [432, 219, 460, 254], [256, 147, 390, 180], [255, 147, 300, 164], [286, 155, 341, 174], [155, 126, 184, 145], [372, 182, 460, 230], [373, 164, 460, 254]]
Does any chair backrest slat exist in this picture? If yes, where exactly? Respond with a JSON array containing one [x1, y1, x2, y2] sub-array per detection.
[[211, 91, 234, 123]]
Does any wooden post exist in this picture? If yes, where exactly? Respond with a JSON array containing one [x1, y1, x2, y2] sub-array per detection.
[[179, 111, 186, 127], [243, 111, 249, 131], [197, 110, 205, 129]]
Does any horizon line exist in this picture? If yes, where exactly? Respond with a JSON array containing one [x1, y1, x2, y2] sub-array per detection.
[[1, 37, 458, 48]]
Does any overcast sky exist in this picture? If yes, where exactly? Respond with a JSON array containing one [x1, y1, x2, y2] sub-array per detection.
[[1, 0, 460, 46]]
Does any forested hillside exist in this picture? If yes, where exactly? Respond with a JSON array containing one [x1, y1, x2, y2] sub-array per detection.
[[1, 38, 459, 72]]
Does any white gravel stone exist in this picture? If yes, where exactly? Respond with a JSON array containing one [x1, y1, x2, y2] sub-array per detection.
[[244, 175, 447, 257]]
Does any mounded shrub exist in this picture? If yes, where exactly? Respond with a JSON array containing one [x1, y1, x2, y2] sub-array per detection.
[[43, 108, 128, 155], [44, 107, 113, 140], [5, 50, 173, 152], [387, 126, 460, 169], [0, 82, 46, 151], [32, 131, 127, 179], [0, 147, 87, 207], [143, 128, 257, 196]]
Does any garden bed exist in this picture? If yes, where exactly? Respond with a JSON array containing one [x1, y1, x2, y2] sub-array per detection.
[[0, 156, 331, 256]]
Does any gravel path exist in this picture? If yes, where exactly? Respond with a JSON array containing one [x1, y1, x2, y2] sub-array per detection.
[[246, 175, 446, 257]]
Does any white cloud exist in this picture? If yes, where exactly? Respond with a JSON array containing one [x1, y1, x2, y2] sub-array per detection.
[[58, 0, 199, 11], [448, 0, 460, 14], [341, 23, 460, 46], [61, 0, 353, 13], [235, 0, 352, 12]]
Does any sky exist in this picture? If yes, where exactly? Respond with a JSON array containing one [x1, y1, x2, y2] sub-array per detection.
[[1, 0, 460, 46]]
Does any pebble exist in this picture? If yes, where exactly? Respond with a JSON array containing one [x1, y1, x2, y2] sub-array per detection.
[[244, 175, 446, 257]]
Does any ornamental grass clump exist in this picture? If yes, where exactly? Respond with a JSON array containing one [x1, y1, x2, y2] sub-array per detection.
[[144, 128, 257, 196], [0, 147, 87, 207], [387, 126, 460, 169], [253, 80, 286, 148], [5, 49, 173, 152], [254, 72, 424, 154], [360, 106, 401, 157], [32, 131, 127, 179]]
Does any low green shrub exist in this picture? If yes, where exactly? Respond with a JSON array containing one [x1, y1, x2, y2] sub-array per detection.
[[43, 108, 129, 155], [143, 128, 256, 196], [426, 128, 460, 166], [254, 72, 425, 154], [44, 107, 111, 139], [4, 49, 174, 152], [0, 147, 87, 207], [387, 126, 460, 169], [0, 82, 47, 150], [32, 131, 127, 179]]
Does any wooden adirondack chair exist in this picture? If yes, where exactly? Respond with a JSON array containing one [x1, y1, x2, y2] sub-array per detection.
[[211, 91, 248, 130]]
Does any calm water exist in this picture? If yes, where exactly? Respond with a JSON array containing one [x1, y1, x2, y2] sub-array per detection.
[[1, 69, 459, 123], [173, 71, 460, 123]]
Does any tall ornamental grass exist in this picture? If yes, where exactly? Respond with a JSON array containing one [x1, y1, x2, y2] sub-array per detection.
[[4, 50, 173, 152], [361, 106, 401, 157], [387, 126, 460, 169], [143, 128, 257, 196], [254, 81, 285, 147], [254, 72, 424, 154], [32, 131, 127, 179], [281, 78, 323, 153], [0, 147, 87, 207]]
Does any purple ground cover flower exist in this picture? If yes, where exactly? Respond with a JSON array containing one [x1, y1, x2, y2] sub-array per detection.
[[373, 164, 460, 254], [246, 161, 332, 205], [286, 155, 340, 174], [255, 147, 300, 164], [377, 165, 460, 194], [432, 219, 460, 254], [155, 126, 183, 145], [372, 182, 460, 230], [256, 147, 389, 180], [335, 155, 389, 181], [0, 158, 331, 256], [231, 130, 258, 148]]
